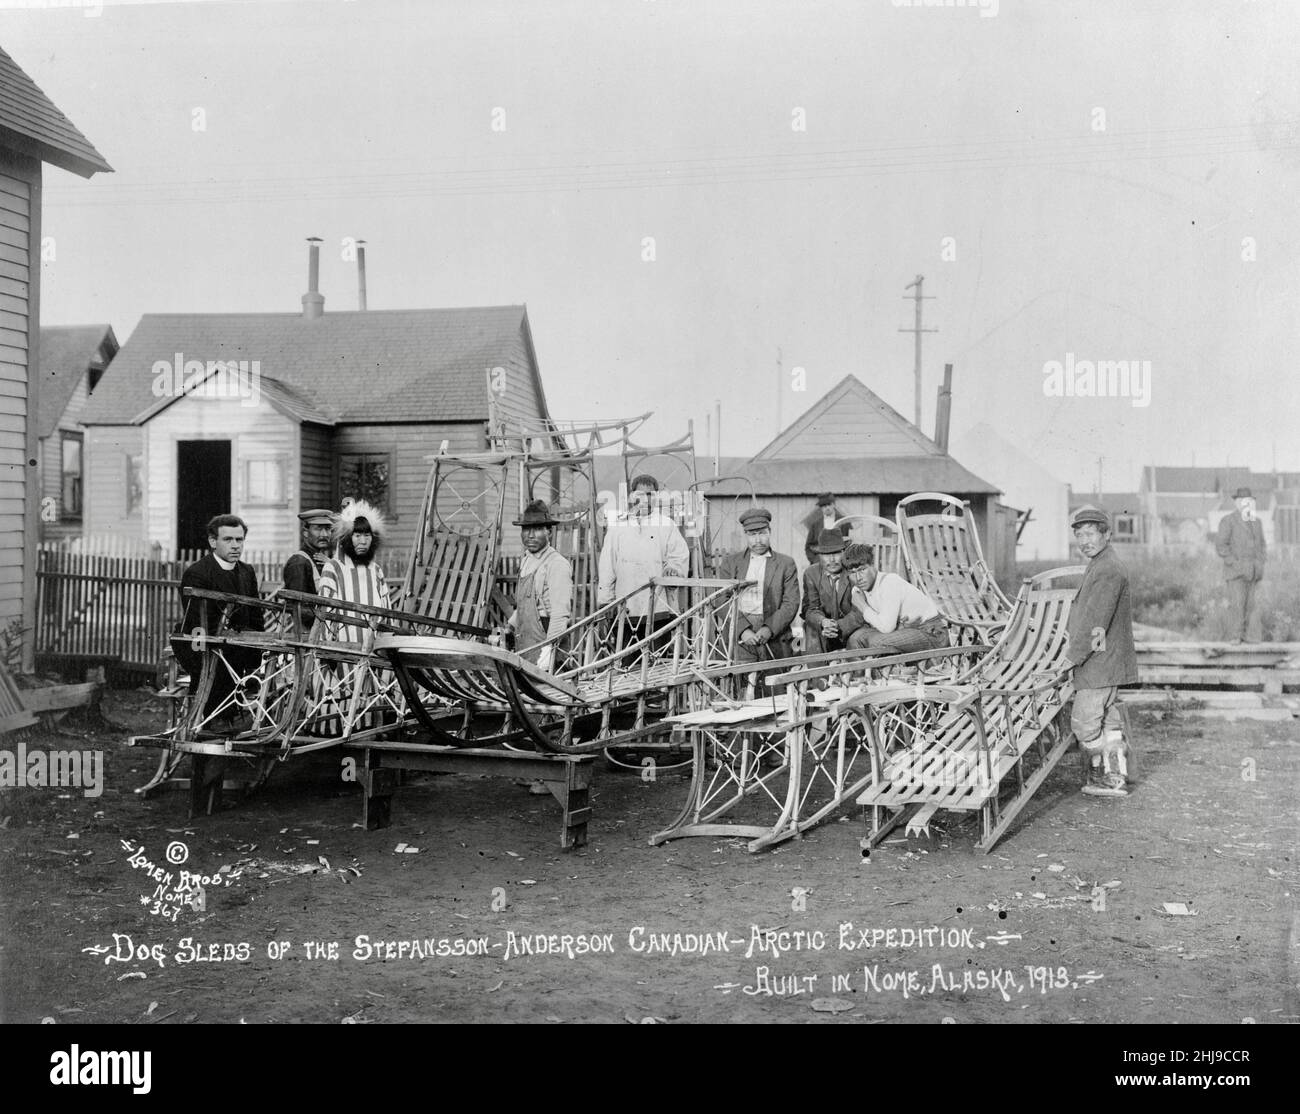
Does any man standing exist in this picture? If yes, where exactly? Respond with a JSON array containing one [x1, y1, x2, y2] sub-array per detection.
[[842, 543, 948, 653], [505, 499, 573, 673], [598, 474, 689, 642], [280, 508, 336, 629], [1066, 505, 1138, 798], [803, 492, 851, 566], [715, 507, 800, 662], [801, 528, 866, 655], [173, 514, 264, 716], [1216, 486, 1267, 643]]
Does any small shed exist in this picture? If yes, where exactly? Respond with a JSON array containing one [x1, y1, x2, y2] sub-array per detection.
[[77, 299, 556, 560], [705, 375, 1008, 574], [35, 324, 118, 542]]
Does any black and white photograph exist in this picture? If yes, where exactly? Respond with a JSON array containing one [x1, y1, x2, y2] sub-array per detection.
[[1, 0, 1297, 1062]]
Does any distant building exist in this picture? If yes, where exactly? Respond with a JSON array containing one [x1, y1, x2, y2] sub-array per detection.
[[704, 375, 1013, 575], [35, 324, 118, 542], [0, 46, 111, 669], [1070, 465, 1300, 550]]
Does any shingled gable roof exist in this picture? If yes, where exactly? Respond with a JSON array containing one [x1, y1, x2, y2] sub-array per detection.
[[0, 45, 112, 177], [79, 306, 539, 426], [707, 456, 998, 498], [752, 374, 940, 460], [35, 324, 117, 439]]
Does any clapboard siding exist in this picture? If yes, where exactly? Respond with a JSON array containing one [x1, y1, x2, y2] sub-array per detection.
[[0, 160, 32, 638], [84, 425, 145, 541], [299, 422, 333, 510], [332, 421, 485, 567], [706, 493, 882, 573], [146, 392, 298, 552]]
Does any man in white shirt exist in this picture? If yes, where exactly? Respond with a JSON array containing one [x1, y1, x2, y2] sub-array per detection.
[[715, 506, 800, 662], [842, 543, 948, 653], [598, 474, 689, 646]]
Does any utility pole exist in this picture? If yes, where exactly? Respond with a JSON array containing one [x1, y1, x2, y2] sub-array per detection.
[[899, 275, 937, 429]]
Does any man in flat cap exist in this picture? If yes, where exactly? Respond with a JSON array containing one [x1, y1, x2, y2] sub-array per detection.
[[1066, 504, 1137, 797], [1216, 486, 1267, 643], [281, 508, 337, 630], [715, 506, 800, 662], [801, 528, 866, 655], [803, 492, 851, 567], [841, 543, 948, 654], [504, 499, 573, 673], [598, 473, 690, 645]]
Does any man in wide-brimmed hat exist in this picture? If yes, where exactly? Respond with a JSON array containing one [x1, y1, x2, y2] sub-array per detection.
[[281, 508, 337, 629], [801, 527, 866, 655], [504, 499, 573, 673], [1215, 486, 1267, 643], [714, 506, 800, 662], [1066, 504, 1138, 798]]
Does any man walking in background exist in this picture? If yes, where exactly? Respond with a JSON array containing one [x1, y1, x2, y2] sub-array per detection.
[[1216, 486, 1267, 643]]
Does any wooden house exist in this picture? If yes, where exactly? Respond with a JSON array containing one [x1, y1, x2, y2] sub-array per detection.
[[705, 375, 1012, 575], [35, 323, 118, 542], [77, 287, 556, 562], [0, 45, 111, 670]]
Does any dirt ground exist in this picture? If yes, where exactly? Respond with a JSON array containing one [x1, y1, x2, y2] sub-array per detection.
[[2, 689, 1298, 1026]]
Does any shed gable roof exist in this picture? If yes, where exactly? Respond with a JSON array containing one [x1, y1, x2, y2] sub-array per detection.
[[753, 375, 939, 461], [705, 456, 998, 498], [79, 306, 538, 426], [0, 45, 112, 177]]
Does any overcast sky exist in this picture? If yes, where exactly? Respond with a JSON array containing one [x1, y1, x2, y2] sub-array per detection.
[[7, 0, 1298, 492]]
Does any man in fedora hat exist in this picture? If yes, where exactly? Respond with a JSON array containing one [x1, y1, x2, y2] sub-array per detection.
[[281, 508, 337, 630], [803, 492, 851, 566], [715, 506, 800, 662], [801, 528, 866, 655], [1066, 504, 1138, 797], [1216, 486, 1267, 643], [503, 499, 573, 673]]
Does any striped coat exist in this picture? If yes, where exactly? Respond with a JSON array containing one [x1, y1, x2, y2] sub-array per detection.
[[318, 554, 388, 642]]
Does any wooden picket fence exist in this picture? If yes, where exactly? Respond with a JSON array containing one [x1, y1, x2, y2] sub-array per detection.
[[35, 543, 289, 677]]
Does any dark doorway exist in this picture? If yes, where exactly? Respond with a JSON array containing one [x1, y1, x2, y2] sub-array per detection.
[[177, 441, 231, 552]]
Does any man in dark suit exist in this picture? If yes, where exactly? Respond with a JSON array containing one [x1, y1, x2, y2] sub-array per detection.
[[1215, 486, 1267, 643], [1066, 505, 1138, 798], [173, 514, 265, 717], [715, 507, 800, 662], [801, 528, 866, 655]]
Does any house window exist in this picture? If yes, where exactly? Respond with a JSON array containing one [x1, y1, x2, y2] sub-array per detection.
[[244, 457, 288, 506], [60, 433, 83, 520], [1114, 514, 1136, 540], [126, 453, 144, 516], [339, 452, 392, 515]]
